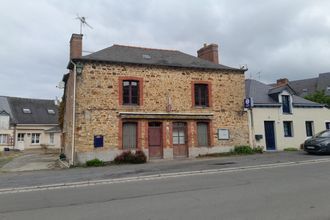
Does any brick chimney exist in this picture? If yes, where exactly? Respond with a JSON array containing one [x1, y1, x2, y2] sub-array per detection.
[[70, 33, 83, 59], [276, 78, 289, 86], [197, 43, 219, 64]]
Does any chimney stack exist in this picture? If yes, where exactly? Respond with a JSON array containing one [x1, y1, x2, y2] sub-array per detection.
[[197, 43, 219, 64], [70, 33, 83, 59], [276, 78, 289, 86]]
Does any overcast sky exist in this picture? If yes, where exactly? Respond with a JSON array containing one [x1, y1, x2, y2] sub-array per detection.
[[1, 0, 330, 99]]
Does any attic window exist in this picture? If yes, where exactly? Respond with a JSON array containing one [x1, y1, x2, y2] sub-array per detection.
[[47, 109, 55, 114], [142, 54, 151, 59], [22, 108, 31, 114]]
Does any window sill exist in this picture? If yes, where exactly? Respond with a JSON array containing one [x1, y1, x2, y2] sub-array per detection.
[[194, 106, 210, 109], [282, 112, 292, 115]]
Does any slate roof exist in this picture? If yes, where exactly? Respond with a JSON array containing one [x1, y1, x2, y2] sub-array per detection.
[[1, 96, 59, 125], [0, 96, 12, 118], [76, 44, 242, 71], [245, 79, 324, 108], [317, 72, 330, 95], [273, 72, 330, 96]]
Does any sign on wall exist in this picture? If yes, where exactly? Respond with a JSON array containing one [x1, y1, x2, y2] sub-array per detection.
[[218, 129, 230, 140], [244, 97, 254, 109], [94, 135, 104, 148]]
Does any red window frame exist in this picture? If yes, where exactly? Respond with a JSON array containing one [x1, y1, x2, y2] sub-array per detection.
[[119, 77, 143, 106], [191, 81, 212, 107]]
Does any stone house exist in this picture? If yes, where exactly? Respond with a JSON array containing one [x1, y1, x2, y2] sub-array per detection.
[[0, 96, 61, 151], [62, 34, 249, 164], [246, 79, 330, 151]]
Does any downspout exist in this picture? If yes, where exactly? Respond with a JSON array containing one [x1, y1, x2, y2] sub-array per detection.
[[70, 61, 77, 166]]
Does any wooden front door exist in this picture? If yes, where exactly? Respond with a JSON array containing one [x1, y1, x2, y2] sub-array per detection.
[[148, 122, 163, 159], [172, 122, 188, 158]]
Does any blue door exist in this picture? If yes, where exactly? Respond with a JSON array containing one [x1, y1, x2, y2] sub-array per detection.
[[264, 121, 276, 150]]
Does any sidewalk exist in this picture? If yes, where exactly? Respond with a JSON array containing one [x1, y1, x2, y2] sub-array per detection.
[[0, 151, 328, 189]]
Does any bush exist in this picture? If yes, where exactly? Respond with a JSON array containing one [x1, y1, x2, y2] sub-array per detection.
[[252, 146, 264, 154], [284, 147, 299, 151], [114, 150, 147, 164], [132, 150, 147, 164], [86, 158, 105, 167], [59, 153, 66, 160], [233, 145, 254, 154]]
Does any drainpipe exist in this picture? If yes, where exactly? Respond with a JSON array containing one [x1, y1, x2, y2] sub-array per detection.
[[70, 61, 77, 166]]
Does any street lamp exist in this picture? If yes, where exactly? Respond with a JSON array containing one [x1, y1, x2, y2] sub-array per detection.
[[76, 62, 84, 74]]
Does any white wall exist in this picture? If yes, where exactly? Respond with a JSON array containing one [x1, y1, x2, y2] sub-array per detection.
[[250, 106, 330, 150], [0, 115, 13, 150], [15, 125, 61, 150]]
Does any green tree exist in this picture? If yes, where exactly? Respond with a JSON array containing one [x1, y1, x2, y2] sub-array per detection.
[[304, 90, 330, 106]]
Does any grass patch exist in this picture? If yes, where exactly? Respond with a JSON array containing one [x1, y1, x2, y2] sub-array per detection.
[[283, 147, 299, 151], [197, 145, 263, 158]]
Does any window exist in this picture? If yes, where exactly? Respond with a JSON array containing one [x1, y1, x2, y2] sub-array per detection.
[[31, 133, 40, 144], [22, 108, 31, 114], [194, 84, 209, 107], [173, 122, 186, 145], [123, 80, 139, 105], [47, 109, 55, 114], [282, 95, 291, 114], [0, 134, 8, 144], [17, 133, 25, 142], [197, 122, 209, 146], [326, 122, 330, 130], [283, 121, 293, 137], [305, 121, 314, 137], [122, 122, 137, 149], [49, 133, 54, 144]]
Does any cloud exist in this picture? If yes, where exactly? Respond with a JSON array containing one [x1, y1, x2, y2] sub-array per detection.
[[0, 0, 329, 98]]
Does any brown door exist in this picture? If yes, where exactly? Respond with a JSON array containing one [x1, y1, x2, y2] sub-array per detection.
[[172, 122, 188, 158], [148, 122, 163, 159]]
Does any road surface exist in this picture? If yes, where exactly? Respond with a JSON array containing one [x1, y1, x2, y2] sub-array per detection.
[[1, 159, 330, 219]]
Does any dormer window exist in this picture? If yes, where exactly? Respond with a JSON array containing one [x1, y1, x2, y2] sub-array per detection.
[[22, 108, 31, 114], [282, 95, 291, 114], [47, 109, 55, 114]]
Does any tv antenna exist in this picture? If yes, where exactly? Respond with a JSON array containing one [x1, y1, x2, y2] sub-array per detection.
[[76, 14, 93, 34]]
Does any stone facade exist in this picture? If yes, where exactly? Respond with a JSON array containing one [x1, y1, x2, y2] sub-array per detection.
[[63, 61, 249, 164]]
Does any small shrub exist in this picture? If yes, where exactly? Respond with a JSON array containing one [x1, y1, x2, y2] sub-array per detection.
[[234, 145, 254, 154], [86, 158, 104, 167], [114, 150, 147, 164], [252, 146, 263, 154], [59, 153, 66, 160], [132, 150, 147, 164], [284, 147, 299, 151]]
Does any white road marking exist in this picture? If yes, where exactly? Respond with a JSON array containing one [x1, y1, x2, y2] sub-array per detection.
[[1, 158, 330, 195]]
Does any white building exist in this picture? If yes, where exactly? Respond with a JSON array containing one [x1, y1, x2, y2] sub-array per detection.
[[0, 96, 61, 151], [246, 79, 330, 151]]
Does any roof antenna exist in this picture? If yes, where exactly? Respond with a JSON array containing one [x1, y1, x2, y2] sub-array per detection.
[[76, 14, 93, 34]]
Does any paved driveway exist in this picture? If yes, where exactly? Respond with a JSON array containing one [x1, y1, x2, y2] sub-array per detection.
[[0, 150, 59, 172]]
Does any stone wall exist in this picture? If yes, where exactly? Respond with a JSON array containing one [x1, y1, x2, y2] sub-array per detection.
[[66, 62, 249, 163]]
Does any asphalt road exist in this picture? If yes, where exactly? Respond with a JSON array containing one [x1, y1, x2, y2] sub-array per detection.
[[1, 159, 330, 219], [0, 151, 328, 189]]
